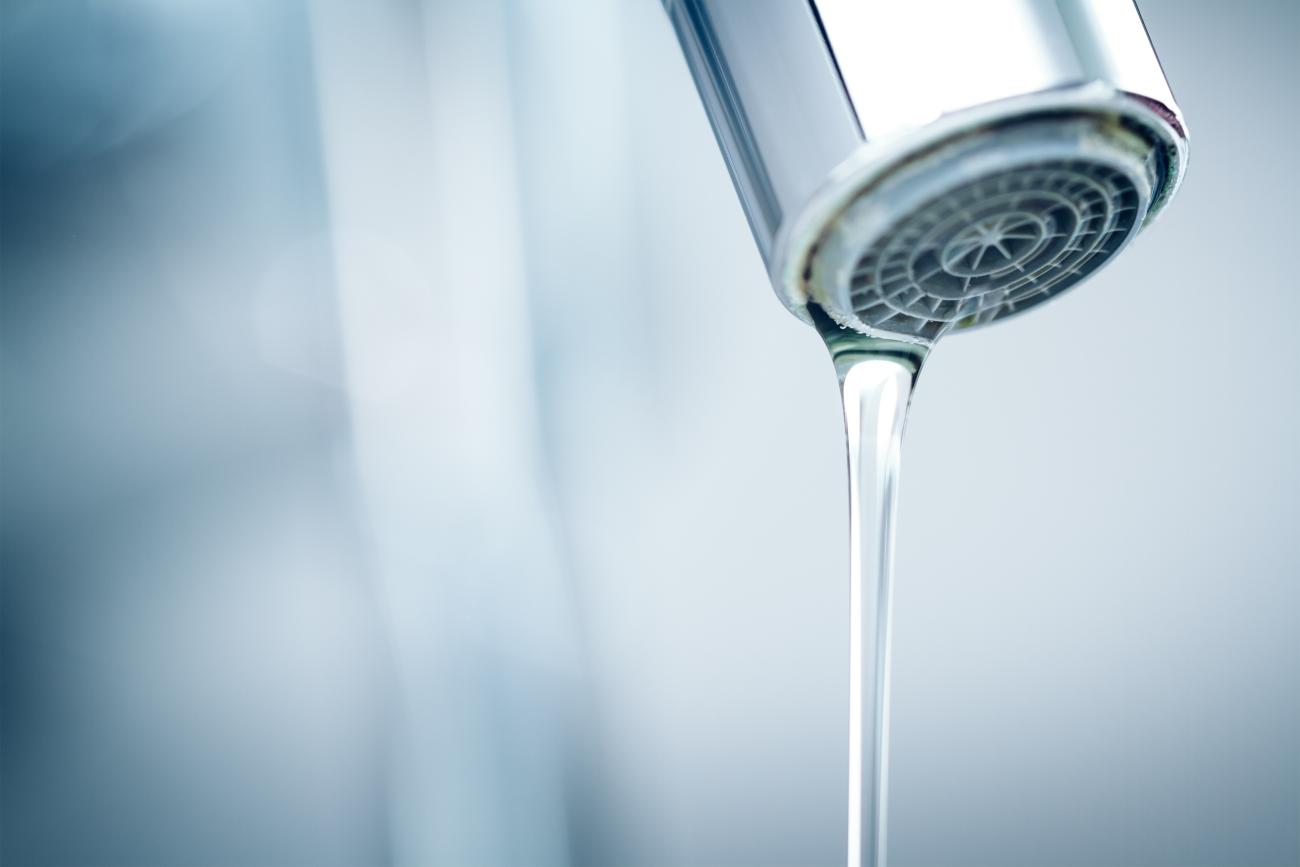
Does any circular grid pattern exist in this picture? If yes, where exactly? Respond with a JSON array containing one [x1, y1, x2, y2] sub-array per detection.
[[841, 159, 1143, 341]]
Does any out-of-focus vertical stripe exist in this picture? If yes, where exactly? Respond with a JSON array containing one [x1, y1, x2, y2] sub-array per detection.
[[307, 1, 576, 864]]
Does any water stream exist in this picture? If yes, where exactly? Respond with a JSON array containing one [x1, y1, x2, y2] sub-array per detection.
[[812, 306, 929, 867]]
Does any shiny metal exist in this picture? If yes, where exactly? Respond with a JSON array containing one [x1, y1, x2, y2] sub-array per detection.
[[664, 0, 1188, 335]]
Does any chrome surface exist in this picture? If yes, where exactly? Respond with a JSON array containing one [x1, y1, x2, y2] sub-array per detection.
[[664, 0, 1188, 328]]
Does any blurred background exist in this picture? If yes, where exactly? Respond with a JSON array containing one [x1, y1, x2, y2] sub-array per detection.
[[1, 1, 1296, 865]]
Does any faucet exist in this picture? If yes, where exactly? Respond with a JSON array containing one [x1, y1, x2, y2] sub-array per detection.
[[664, 0, 1187, 343]]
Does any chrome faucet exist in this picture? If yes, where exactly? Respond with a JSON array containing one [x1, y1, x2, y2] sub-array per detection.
[[665, 0, 1187, 343]]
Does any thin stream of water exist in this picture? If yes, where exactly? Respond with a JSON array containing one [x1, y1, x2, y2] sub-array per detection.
[[813, 307, 929, 867]]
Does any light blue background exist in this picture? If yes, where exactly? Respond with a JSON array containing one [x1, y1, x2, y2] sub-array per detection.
[[2, 1, 1295, 865]]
